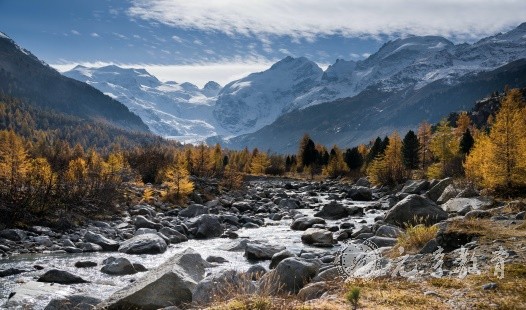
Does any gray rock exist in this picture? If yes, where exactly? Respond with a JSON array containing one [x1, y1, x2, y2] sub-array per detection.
[[442, 197, 494, 214], [384, 194, 448, 227], [279, 199, 301, 209], [456, 187, 479, 198], [245, 243, 286, 260], [366, 236, 397, 247], [101, 257, 140, 275], [312, 266, 342, 282], [0, 268, 28, 277], [188, 214, 224, 239], [419, 239, 439, 254], [347, 186, 373, 201], [178, 204, 209, 218], [301, 228, 334, 246], [193, 270, 255, 305], [0, 229, 27, 241], [134, 215, 162, 230], [38, 269, 89, 284], [84, 231, 119, 251], [290, 217, 326, 231], [99, 248, 209, 309], [314, 201, 348, 220], [206, 256, 229, 263], [426, 178, 453, 202], [221, 239, 249, 252], [262, 258, 320, 294], [231, 201, 253, 212], [34, 236, 53, 247], [355, 177, 371, 187], [436, 184, 460, 204], [64, 247, 83, 254], [482, 282, 498, 290], [246, 265, 267, 280], [134, 228, 157, 236], [76, 242, 103, 252], [297, 281, 328, 301], [44, 295, 101, 310], [74, 261, 97, 268], [159, 227, 188, 244], [375, 225, 403, 238], [402, 180, 429, 194], [465, 210, 492, 219], [118, 233, 167, 254], [270, 250, 296, 269]]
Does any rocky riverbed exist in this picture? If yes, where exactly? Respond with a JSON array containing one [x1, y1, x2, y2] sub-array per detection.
[[1, 177, 525, 309]]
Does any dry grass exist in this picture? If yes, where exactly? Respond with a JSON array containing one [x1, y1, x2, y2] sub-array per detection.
[[344, 277, 446, 309], [463, 264, 526, 310], [393, 224, 439, 255], [447, 218, 526, 241]]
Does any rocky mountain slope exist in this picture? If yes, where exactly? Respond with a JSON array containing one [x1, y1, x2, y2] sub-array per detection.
[[225, 59, 526, 153], [0, 32, 149, 133], [64, 65, 220, 142]]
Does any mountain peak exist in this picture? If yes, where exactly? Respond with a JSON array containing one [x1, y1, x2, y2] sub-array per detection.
[[0, 31, 11, 40]]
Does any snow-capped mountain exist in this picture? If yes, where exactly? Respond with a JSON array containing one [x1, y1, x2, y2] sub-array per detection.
[[63, 22, 526, 146], [64, 65, 221, 142], [213, 56, 323, 135]]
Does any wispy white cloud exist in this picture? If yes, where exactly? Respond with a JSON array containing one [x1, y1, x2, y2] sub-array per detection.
[[90, 32, 100, 38], [127, 0, 526, 41], [171, 35, 183, 43], [71, 30, 80, 36]]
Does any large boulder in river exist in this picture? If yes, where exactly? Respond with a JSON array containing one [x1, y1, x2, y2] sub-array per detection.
[[346, 186, 373, 201], [384, 194, 447, 227], [101, 257, 140, 275], [261, 258, 320, 294], [245, 242, 286, 260], [301, 228, 334, 246], [178, 204, 209, 218], [118, 233, 167, 254], [38, 269, 89, 284], [83, 231, 119, 251], [44, 295, 101, 310], [99, 248, 210, 309], [314, 201, 348, 220], [290, 217, 326, 230], [189, 214, 224, 239]]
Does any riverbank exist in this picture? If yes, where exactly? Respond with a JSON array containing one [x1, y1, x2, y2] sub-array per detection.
[[0, 177, 525, 309]]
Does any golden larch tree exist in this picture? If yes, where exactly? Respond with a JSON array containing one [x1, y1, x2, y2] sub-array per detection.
[[466, 89, 526, 188]]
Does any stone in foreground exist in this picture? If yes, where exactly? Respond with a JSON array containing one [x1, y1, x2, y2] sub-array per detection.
[[99, 248, 210, 309]]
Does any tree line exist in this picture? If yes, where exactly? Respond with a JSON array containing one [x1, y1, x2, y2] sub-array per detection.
[[1, 88, 524, 228]]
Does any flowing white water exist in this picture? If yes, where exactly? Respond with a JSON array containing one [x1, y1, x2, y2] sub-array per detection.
[[0, 190, 383, 309]]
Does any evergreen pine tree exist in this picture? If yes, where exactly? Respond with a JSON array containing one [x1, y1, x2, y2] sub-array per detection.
[[401, 130, 420, 169]]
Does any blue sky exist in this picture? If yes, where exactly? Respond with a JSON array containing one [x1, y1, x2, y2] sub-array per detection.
[[1, 0, 525, 87]]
